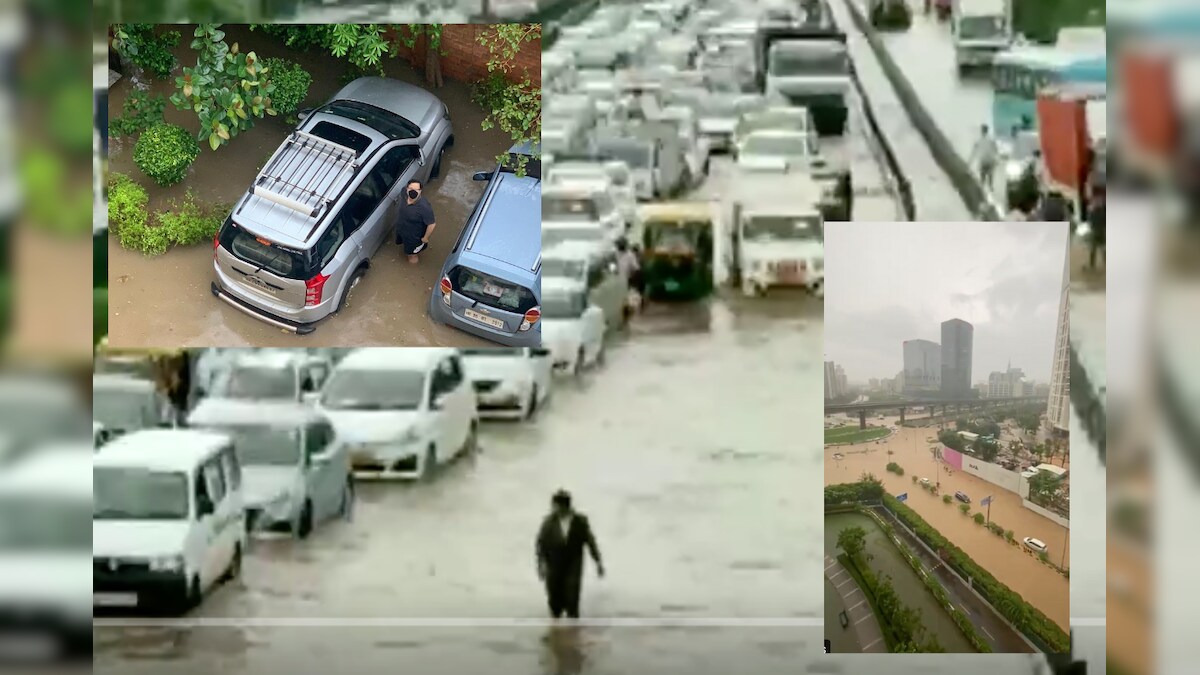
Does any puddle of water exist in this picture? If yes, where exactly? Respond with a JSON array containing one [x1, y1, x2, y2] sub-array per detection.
[[106, 25, 515, 347]]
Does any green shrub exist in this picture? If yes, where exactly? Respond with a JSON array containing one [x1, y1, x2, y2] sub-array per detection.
[[943, 494, 952, 504], [1005, 529, 1015, 542], [107, 172, 148, 236], [911, 475, 918, 484], [113, 24, 181, 78], [52, 85, 95, 155], [886, 462, 904, 476], [109, 90, 166, 138], [882, 493, 1070, 653], [248, 24, 333, 51], [973, 513, 985, 525], [1038, 550, 1049, 563], [133, 123, 199, 186], [156, 192, 227, 247], [988, 522, 1004, 536], [21, 149, 93, 236], [263, 57, 313, 116], [958, 503, 970, 515]]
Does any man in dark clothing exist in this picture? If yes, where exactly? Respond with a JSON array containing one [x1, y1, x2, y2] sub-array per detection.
[[536, 490, 604, 619], [1037, 191, 1071, 222], [1088, 194, 1105, 270], [394, 180, 437, 264]]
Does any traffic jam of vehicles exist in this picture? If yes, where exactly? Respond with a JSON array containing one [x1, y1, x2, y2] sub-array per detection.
[[90, 345, 571, 616], [541, 0, 907, 308]]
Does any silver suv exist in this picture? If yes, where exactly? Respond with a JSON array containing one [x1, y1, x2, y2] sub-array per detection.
[[211, 77, 454, 334]]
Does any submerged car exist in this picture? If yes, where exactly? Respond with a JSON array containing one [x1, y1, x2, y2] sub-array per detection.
[[540, 277, 607, 375], [211, 77, 454, 334], [459, 348, 553, 420]]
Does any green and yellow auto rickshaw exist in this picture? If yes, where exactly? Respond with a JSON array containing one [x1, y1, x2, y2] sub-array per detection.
[[637, 202, 715, 300]]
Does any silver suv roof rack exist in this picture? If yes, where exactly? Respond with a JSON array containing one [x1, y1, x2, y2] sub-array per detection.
[[248, 129, 360, 221]]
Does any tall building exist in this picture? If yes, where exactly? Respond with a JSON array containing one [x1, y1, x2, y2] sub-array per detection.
[[824, 361, 838, 400], [1047, 245, 1070, 433], [902, 339, 941, 395], [835, 365, 848, 397], [940, 318, 974, 398], [987, 364, 1027, 398], [868, 378, 879, 390]]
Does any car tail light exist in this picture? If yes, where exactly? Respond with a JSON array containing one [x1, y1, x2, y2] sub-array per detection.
[[519, 306, 541, 332], [305, 273, 330, 306], [439, 276, 453, 295], [213, 234, 220, 260]]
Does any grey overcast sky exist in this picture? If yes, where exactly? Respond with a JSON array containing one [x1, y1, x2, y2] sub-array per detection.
[[823, 222, 1069, 384]]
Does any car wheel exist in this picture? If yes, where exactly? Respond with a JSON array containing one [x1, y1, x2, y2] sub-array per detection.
[[431, 147, 445, 179], [339, 480, 354, 520], [524, 387, 539, 420], [421, 445, 437, 481], [181, 576, 202, 615], [220, 543, 242, 583], [337, 267, 366, 314], [296, 501, 314, 539]]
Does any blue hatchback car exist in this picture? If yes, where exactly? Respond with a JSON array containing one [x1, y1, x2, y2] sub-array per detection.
[[429, 143, 542, 346]]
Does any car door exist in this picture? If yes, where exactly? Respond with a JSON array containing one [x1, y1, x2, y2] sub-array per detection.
[[197, 457, 229, 589], [426, 363, 454, 462], [582, 302, 607, 360], [528, 348, 553, 403], [354, 143, 423, 258], [442, 355, 472, 453], [302, 421, 336, 520]]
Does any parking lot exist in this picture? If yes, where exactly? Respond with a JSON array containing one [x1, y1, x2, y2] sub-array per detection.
[[105, 25, 517, 348]]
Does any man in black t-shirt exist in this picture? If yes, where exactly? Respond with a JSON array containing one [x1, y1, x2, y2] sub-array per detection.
[[394, 180, 437, 263]]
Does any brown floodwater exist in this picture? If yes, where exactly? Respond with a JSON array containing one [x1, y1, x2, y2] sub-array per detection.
[[824, 414, 1070, 632], [105, 25, 514, 347]]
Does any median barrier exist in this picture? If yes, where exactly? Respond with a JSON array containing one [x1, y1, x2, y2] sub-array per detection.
[[842, 0, 1002, 221]]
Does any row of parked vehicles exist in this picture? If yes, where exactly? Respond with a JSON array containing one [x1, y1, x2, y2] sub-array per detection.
[[90, 343, 604, 616], [206, 76, 542, 346], [542, 0, 847, 301]]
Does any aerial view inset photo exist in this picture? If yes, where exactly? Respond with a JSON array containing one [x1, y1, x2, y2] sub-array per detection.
[[822, 221, 1070, 654]]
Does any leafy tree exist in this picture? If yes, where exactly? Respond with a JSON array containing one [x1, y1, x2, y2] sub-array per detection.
[[955, 418, 969, 431], [959, 503, 970, 515], [938, 429, 964, 452], [170, 25, 277, 151], [1028, 471, 1061, 503], [858, 473, 884, 500], [975, 437, 1000, 462], [836, 526, 867, 560]]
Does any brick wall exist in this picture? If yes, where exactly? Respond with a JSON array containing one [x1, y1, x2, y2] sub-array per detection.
[[386, 25, 540, 87]]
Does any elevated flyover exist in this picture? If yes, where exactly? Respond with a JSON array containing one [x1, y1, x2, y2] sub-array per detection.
[[825, 396, 1048, 429]]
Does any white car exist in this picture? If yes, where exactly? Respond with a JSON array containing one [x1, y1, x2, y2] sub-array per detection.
[[541, 240, 627, 332], [460, 348, 553, 420], [542, 184, 626, 248], [1022, 537, 1048, 554], [219, 350, 333, 405], [546, 162, 636, 228], [541, 277, 607, 375], [0, 445, 91, 656], [91, 373, 174, 438], [317, 348, 478, 480], [187, 399, 353, 539], [94, 429, 247, 614], [735, 128, 823, 172], [920, 477, 931, 486]]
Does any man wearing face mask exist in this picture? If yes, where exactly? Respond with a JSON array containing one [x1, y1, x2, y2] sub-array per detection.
[[395, 180, 437, 264]]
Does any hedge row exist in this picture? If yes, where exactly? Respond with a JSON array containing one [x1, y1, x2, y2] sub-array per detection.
[[860, 509, 991, 652], [882, 493, 1069, 652]]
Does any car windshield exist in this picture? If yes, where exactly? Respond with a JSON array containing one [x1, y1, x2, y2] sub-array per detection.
[[544, 196, 600, 222], [742, 133, 815, 158], [461, 349, 525, 357], [542, 293, 587, 319], [543, 227, 606, 250], [647, 222, 704, 251], [453, 267, 540, 314], [742, 215, 822, 241], [769, 48, 849, 76], [207, 425, 300, 467], [596, 143, 652, 168], [92, 387, 154, 431], [960, 15, 1006, 40], [321, 370, 426, 411], [0, 497, 91, 550], [316, 100, 419, 141], [542, 257, 588, 280], [742, 112, 810, 136], [93, 467, 189, 520], [226, 367, 297, 401]]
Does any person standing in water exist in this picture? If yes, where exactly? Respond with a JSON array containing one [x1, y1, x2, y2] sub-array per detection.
[[394, 180, 437, 264], [536, 490, 604, 619]]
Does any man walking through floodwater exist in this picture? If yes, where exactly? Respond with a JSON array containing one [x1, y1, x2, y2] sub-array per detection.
[[536, 490, 604, 619], [969, 124, 999, 188], [394, 180, 437, 264]]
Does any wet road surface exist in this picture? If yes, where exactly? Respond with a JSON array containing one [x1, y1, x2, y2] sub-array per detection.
[[824, 417, 1071, 631], [105, 25, 511, 348], [822, 553, 886, 652]]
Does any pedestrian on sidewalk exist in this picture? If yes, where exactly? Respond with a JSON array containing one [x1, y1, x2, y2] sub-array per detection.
[[536, 490, 604, 619], [394, 180, 437, 264], [969, 124, 999, 189]]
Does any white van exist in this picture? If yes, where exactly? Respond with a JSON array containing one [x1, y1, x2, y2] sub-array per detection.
[[93, 429, 246, 614], [0, 445, 92, 658], [459, 347, 553, 420], [318, 348, 479, 479], [187, 399, 353, 539]]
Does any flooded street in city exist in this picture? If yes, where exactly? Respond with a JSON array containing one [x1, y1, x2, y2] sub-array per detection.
[[824, 416, 1070, 631], [105, 25, 511, 347], [95, 301, 828, 674]]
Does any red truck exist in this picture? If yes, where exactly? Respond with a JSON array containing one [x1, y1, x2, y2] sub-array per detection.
[[1036, 83, 1105, 210], [1119, 46, 1183, 180]]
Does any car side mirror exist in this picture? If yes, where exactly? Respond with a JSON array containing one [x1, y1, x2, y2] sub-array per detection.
[[297, 108, 313, 121], [472, 171, 492, 182], [196, 496, 215, 518]]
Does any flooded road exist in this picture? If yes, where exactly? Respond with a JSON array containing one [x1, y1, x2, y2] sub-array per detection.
[[105, 25, 512, 347], [824, 415, 1071, 631]]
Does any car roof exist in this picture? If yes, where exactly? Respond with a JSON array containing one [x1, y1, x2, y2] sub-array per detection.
[[744, 128, 810, 140], [92, 373, 157, 393], [332, 77, 440, 131], [232, 350, 312, 370], [187, 398, 329, 429], [336, 347, 458, 372], [460, 172, 543, 275], [543, 184, 605, 200], [94, 429, 232, 473], [0, 445, 92, 497]]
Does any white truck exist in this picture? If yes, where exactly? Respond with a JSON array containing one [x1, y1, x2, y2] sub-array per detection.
[[952, 0, 1013, 72], [725, 161, 826, 298]]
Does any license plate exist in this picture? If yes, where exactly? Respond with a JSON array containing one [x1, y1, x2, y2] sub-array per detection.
[[481, 282, 504, 298], [244, 276, 271, 292], [94, 592, 138, 607], [464, 308, 505, 329]]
